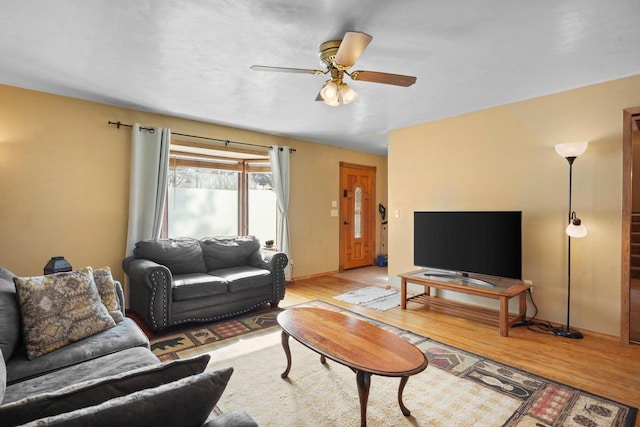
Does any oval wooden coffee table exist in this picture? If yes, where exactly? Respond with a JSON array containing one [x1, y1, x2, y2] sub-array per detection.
[[277, 307, 428, 427]]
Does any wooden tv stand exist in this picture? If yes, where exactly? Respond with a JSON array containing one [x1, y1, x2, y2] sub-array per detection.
[[399, 270, 531, 337]]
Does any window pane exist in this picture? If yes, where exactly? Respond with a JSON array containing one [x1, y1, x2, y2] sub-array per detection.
[[248, 172, 277, 246], [167, 166, 239, 238]]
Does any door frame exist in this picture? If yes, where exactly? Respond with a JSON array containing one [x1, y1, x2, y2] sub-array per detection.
[[621, 106, 640, 344], [339, 162, 376, 271]]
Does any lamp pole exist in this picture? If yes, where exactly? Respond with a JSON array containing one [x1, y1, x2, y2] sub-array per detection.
[[556, 156, 584, 339]]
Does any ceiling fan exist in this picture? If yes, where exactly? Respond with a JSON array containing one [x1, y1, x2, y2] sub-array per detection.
[[251, 31, 417, 106]]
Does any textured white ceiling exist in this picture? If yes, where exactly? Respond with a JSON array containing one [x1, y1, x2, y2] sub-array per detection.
[[1, 1, 639, 155]]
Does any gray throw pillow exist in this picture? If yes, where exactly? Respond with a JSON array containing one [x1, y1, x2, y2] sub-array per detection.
[[0, 354, 210, 425], [21, 367, 233, 427], [0, 267, 20, 362], [134, 238, 207, 275], [201, 236, 261, 270]]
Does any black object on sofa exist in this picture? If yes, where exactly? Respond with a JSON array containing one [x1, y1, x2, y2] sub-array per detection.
[[123, 236, 288, 331], [0, 266, 258, 427]]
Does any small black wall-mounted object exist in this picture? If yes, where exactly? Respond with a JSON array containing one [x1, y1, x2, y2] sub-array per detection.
[[378, 204, 386, 221], [43, 256, 72, 275]]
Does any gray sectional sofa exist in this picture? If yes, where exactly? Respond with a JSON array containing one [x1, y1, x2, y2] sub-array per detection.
[[0, 266, 257, 426], [123, 236, 288, 331]]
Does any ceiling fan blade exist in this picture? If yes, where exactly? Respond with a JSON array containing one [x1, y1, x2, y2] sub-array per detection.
[[350, 70, 417, 87], [250, 65, 325, 75], [334, 32, 372, 67]]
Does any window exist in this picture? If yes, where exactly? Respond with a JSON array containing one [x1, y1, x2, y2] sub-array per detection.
[[248, 169, 277, 242], [164, 145, 277, 246]]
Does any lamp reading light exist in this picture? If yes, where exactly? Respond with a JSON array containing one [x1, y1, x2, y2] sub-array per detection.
[[566, 212, 587, 238]]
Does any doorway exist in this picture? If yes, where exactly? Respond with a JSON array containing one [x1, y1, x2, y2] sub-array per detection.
[[621, 106, 640, 344], [339, 162, 376, 270]]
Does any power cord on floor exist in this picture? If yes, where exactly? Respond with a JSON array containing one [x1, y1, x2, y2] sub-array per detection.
[[510, 288, 557, 335]]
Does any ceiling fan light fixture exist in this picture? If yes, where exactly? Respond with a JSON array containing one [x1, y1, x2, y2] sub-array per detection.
[[340, 82, 358, 104], [320, 80, 338, 101], [324, 97, 339, 107]]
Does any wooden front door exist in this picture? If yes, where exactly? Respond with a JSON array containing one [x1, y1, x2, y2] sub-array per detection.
[[339, 162, 376, 270]]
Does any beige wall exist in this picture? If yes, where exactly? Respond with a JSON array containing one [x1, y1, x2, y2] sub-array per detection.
[[288, 146, 387, 278], [0, 84, 387, 283], [388, 74, 640, 336]]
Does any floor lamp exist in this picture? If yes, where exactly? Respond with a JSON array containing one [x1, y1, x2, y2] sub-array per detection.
[[554, 142, 588, 339]]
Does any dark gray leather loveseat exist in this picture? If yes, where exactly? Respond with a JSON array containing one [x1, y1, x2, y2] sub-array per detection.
[[123, 236, 288, 331]]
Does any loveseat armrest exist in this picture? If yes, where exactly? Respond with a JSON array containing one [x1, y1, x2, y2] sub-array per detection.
[[248, 250, 288, 303], [122, 256, 173, 331]]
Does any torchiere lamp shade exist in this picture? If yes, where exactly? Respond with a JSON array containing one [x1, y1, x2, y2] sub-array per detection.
[[555, 141, 588, 158]]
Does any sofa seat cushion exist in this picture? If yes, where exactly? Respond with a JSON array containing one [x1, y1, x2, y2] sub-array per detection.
[[3, 347, 159, 405], [134, 238, 207, 275], [211, 267, 272, 292], [22, 368, 234, 427], [6, 318, 149, 384], [1, 354, 209, 426], [172, 274, 228, 302]]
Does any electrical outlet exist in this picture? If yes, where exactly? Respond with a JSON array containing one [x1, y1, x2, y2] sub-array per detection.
[[524, 279, 533, 294]]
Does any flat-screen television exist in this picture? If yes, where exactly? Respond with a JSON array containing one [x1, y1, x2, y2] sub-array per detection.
[[413, 211, 522, 281]]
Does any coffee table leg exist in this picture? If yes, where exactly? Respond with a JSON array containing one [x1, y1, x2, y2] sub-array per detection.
[[280, 330, 291, 378], [356, 370, 371, 427], [398, 376, 411, 416]]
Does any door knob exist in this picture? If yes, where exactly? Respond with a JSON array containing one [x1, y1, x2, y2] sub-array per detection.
[[343, 221, 350, 225]]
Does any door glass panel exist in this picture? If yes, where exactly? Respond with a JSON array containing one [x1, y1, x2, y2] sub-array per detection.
[[354, 186, 362, 238]]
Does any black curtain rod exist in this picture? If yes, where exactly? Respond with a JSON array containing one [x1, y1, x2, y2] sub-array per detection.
[[108, 121, 296, 152]]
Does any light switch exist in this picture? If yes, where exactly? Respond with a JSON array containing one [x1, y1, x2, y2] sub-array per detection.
[[331, 200, 337, 208], [394, 209, 400, 218], [330, 209, 338, 217]]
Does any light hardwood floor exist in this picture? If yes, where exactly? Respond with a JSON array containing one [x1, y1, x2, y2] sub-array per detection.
[[282, 267, 640, 421]]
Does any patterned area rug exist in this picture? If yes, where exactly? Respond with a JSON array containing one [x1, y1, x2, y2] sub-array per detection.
[[149, 305, 282, 360], [149, 301, 637, 427]]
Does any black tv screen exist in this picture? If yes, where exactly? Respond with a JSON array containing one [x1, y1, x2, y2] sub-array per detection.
[[413, 211, 522, 280]]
